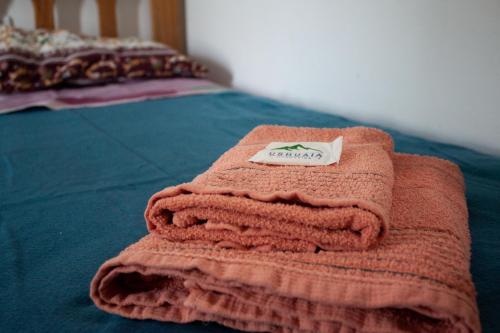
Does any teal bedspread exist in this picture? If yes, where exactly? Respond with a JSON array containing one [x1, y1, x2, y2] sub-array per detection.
[[1, 92, 499, 332]]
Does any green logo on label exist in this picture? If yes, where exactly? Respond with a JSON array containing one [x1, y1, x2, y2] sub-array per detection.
[[272, 144, 322, 153]]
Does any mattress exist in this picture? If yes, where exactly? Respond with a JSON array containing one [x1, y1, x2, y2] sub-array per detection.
[[1, 91, 499, 333]]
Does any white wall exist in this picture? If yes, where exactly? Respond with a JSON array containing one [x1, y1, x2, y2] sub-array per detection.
[[1, 0, 152, 39], [186, 0, 500, 155]]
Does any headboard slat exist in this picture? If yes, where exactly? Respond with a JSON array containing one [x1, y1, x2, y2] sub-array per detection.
[[97, 0, 118, 38], [150, 0, 186, 53], [32, 0, 55, 30]]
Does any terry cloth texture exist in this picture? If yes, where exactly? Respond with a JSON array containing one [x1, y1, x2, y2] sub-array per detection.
[[92, 153, 480, 333], [145, 125, 395, 251]]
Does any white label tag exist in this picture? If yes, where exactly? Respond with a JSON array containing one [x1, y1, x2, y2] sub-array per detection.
[[249, 136, 343, 166]]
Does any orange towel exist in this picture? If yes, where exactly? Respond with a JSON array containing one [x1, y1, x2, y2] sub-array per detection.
[[91, 153, 479, 333], [146, 125, 394, 251]]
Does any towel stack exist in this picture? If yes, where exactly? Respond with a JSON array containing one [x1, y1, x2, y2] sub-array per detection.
[[91, 125, 480, 333]]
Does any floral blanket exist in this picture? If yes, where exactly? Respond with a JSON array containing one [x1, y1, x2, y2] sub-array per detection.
[[0, 25, 207, 93]]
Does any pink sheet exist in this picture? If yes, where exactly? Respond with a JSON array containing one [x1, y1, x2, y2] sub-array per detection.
[[0, 79, 225, 114]]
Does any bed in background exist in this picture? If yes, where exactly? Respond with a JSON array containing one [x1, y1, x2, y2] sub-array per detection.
[[1, 0, 209, 113], [1, 1, 499, 333]]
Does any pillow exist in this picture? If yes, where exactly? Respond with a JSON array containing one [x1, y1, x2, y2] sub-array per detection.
[[0, 25, 207, 93]]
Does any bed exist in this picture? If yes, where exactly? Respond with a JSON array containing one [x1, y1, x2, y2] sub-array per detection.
[[1, 2, 500, 333], [1, 90, 499, 332]]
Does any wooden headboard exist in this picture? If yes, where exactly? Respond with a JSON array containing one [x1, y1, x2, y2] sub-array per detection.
[[31, 0, 186, 53]]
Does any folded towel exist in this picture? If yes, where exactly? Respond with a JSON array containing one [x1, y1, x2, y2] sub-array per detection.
[[146, 125, 394, 251], [91, 153, 479, 333]]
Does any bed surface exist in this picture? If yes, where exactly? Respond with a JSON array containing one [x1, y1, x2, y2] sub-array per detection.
[[1, 91, 499, 333]]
